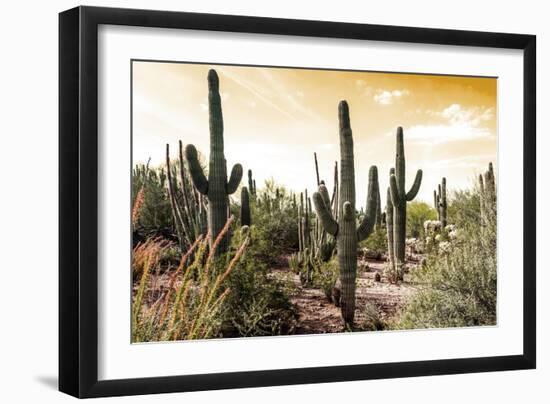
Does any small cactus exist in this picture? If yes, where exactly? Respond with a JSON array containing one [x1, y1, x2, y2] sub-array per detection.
[[185, 69, 243, 255], [388, 127, 423, 281], [312, 101, 378, 326]]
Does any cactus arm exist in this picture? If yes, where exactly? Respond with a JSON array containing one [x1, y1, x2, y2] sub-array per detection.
[[318, 184, 333, 216], [312, 191, 338, 236], [357, 165, 379, 242], [184, 144, 208, 195], [343, 201, 354, 221], [389, 173, 400, 207], [406, 169, 423, 201], [226, 163, 243, 194]]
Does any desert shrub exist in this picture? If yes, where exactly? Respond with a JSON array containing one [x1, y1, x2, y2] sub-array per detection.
[[288, 252, 302, 274], [448, 188, 480, 229], [132, 164, 173, 242], [360, 227, 387, 259], [132, 218, 248, 342], [407, 201, 437, 239], [223, 232, 296, 337], [360, 302, 386, 331], [247, 182, 300, 263], [311, 258, 339, 301], [394, 192, 496, 329]]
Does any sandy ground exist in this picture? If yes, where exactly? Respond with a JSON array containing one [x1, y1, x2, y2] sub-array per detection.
[[271, 256, 418, 334]]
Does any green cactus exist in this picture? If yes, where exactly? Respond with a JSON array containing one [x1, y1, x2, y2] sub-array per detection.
[[434, 177, 447, 227], [312, 101, 378, 326], [165, 141, 208, 252], [247, 169, 256, 196], [385, 185, 395, 279], [185, 69, 243, 254], [314, 152, 320, 186], [240, 186, 251, 227], [388, 127, 422, 281], [374, 172, 382, 230]]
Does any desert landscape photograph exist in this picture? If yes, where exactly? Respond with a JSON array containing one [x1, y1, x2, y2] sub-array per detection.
[[130, 61, 497, 342]]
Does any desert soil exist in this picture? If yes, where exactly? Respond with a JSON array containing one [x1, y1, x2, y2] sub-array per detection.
[[270, 255, 418, 334]]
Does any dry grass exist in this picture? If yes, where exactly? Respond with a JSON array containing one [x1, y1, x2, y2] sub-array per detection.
[[132, 186, 145, 227], [132, 216, 250, 342]]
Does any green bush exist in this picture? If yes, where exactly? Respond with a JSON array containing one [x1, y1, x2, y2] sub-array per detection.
[[132, 164, 173, 241], [407, 201, 437, 238], [394, 189, 496, 329], [448, 188, 481, 229], [360, 227, 387, 258], [247, 182, 300, 263], [311, 258, 339, 301], [360, 302, 386, 331], [223, 231, 297, 337]]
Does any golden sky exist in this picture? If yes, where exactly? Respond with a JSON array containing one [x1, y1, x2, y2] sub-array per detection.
[[132, 61, 497, 207]]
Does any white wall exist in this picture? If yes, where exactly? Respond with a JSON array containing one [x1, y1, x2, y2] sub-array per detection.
[[0, 1, 545, 402]]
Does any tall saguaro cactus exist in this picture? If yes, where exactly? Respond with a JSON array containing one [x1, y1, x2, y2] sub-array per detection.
[[313, 101, 378, 326], [247, 169, 256, 196], [185, 69, 243, 254], [240, 186, 251, 227], [479, 162, 496, 228], [385, 185, 395, 275], [374, 173, 382, 230], [389, 127, 422, 280], [434, 177, 447, 227]]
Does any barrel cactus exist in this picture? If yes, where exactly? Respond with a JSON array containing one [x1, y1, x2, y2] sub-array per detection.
[[185, 69, 243, 254], [434, 177, 447, 227], [312, 101, 378, 326], [388, 127, 422, 280]]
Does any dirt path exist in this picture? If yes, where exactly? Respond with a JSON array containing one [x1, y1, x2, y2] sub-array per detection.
[[271, 256, 418, 334]]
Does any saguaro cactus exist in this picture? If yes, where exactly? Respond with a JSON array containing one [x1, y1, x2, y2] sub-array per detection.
[[185, 69, 243, 254], [434, 177, 447, 227], [479, 162, 496, 227], [240, 186, 251, 227], [374, 173, 382, 229], [312, 101, 378, 326], [385, 185, 395, 276], [389, 127, 422, 280], [247, 169, 256, 196]]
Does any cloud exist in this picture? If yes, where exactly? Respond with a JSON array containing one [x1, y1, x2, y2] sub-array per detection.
[[405, 124, 492, 144], [406, 103, 495, 144], [356, 79, 373, 97], [373, 89, 410, 105], [437, 103, 494, 126]]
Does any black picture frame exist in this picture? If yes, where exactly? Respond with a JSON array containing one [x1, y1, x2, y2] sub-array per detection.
[[59, 5, 536, 398]]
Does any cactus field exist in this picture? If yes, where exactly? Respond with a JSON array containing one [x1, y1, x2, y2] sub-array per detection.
[[131, 63, 497, 341]]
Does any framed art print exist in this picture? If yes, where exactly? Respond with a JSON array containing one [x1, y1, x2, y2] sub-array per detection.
[[59, 6, 536, 398]]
